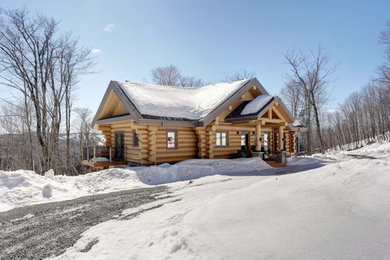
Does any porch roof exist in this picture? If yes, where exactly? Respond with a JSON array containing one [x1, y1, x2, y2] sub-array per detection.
[[225, 96, 276, 122]]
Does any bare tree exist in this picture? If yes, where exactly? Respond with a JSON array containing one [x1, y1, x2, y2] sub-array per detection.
[[179, 76, 205, 87], [74, 107, 93, 150], [0, 8, 91, 174], [378, 21, 390, 85], [280, 79, 303, 119], [58, 36, 92, 175], [151, 65, 181, 86], [0, 9, 56, 171], [151, 64, 205, 87], [285, 47, 335, 154], [225, 70, 255, 81]]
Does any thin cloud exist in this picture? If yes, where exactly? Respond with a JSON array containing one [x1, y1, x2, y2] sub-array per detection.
[[90, 49, 102, 53], [103, 23, 115, 32], [326, 109, 340, 113]]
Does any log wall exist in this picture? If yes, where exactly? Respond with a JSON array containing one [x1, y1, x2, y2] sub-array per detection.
[[97, 120, 297, 166], [154, 127, 198, 164]]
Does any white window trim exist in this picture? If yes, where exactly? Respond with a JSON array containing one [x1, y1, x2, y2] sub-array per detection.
[[166, 129, 178, 149], [216, 131, 228, 147]]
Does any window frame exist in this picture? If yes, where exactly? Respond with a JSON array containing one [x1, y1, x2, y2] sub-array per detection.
[[166, 129, 178, 150], [215, 130, 229, 147], [133, 130, 139, 147]]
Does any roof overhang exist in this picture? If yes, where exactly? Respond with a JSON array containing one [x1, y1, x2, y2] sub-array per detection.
[[288, 124, 308, 132]]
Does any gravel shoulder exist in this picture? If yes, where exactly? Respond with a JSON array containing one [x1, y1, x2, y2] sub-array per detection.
[[0, 186, 167, 260]]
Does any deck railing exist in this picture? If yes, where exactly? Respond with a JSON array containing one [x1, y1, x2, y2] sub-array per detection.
[[82, 146, 125, 163]]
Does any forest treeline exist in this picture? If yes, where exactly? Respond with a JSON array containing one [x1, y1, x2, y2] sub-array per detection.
[[324, 23, 390, 149], [280, 23, 390, 153]]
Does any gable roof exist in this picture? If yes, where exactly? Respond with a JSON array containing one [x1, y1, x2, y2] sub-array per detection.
[[92, 78, 270, 127], [118, 79, 250, 120]]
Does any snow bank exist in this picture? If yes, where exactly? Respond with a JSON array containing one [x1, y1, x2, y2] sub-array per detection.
[[0, 158, 272, 212], [119, 79, 249, 120], [315, 141, 390, 162], [133, 157, 272, 185], [56, 143, 390, 260], [0, 168, 147, 212]]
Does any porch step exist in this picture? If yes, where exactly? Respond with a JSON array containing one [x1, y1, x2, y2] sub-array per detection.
[[265, 160, 287, 168]]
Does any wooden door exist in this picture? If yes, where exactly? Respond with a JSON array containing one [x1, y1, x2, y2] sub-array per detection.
[[240, 131, 250, 150], [263, 132, 270, 152], [114, 131, 124, 160]]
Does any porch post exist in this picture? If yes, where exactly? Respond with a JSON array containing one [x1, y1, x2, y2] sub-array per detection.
[[278, 126, 284, 150], [256, 123, 262, 151]]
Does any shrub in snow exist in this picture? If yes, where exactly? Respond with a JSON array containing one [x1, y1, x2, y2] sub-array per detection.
[[45, 169, 55, 178], [42, 184, 53, 198]]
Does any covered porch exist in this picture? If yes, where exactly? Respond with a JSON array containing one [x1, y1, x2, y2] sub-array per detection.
[[217, 95, 297, 163], [81, 146, 126, 172]]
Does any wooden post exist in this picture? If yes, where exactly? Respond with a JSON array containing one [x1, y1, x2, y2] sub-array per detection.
[[109, 147, 112, 162], [87, 147, 90, 161], [278, 126, 284, 150], [207, 126, 215, 159], [93, 147, 96, 162], [256, 123, 262, 151], [124, 145, 126, 162]]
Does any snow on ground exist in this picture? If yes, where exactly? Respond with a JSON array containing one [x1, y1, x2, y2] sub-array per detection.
[[54, 141, 390, 260], [0, 157, 272, 212]]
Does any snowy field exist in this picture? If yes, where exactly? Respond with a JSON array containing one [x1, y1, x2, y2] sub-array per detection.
[[52, 141, 389, 259], [2, 141, 390, 259]]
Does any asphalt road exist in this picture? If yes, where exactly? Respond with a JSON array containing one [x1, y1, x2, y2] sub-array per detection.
[[0, 186, 167, 260]]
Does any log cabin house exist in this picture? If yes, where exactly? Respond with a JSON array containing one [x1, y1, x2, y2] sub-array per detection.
[[82, 78, 303, 170]]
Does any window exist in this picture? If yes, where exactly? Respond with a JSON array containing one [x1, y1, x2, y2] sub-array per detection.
[[166, 130, 177, 149], [216, 131, 228, 147], [133, 130, 139, 147]]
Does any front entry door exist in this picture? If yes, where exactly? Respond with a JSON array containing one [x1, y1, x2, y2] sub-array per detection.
[[240, 131, 249, 150], [114, 131, 124, 160], [264, 132, 270, 152]]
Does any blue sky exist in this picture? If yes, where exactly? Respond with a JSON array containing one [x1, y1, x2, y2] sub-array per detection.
[[2, 0, 389, 112]]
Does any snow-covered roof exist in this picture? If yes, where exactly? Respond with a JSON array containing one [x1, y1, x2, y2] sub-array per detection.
[[240, 95, 273, 115], [292, 120, 304, 127], [118, 79, 250, 120]]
